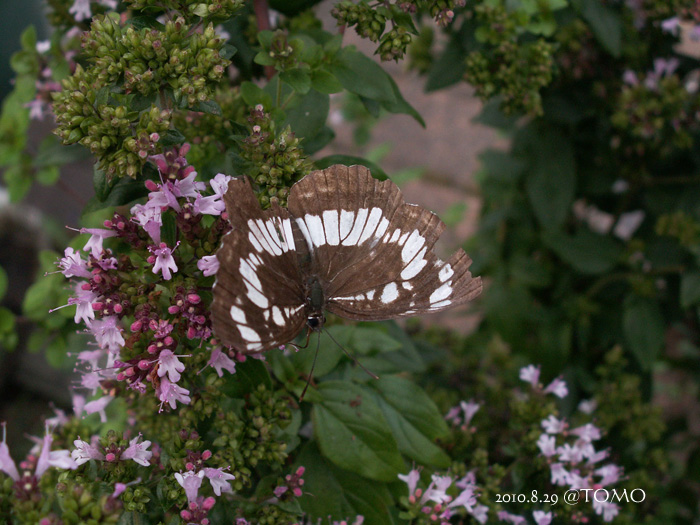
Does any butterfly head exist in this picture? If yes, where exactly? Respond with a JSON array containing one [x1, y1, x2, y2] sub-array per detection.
[[306, 313, 325, 332]]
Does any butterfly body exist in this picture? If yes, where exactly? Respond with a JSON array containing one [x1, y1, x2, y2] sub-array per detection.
[[211, 165, 482, 353]]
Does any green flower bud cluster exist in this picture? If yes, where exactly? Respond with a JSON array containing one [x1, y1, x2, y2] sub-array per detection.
[[655, 211, 700, 248], [124, 0, 245, 21], [332, 1, 387, 43], [239, 105, 313, 208], [611, 75, 700, 156], [173, 87, 248, 168], [248, 504, 299, 525], [55, 479, 122, 525], [82, 15, 230, 106], [52, 13, 230, 179], [465, 37, 554, 116], [212, 384, 291, 489]]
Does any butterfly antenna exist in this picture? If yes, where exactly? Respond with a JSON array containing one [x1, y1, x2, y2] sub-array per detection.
[[325, 329, 379, 380], [299, 332, 321, 402]]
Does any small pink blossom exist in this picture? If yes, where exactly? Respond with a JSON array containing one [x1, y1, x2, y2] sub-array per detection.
[[71, 438, 105, 465], [121, 435, 153, 466], [519, 364, 540, 387], [203, 467, 235, 495], [543, 378, 568, 398], [197, 254, 219, 276], [157, 349, 186, 383], [149, 243, 178, 280], [57, 247, 91, 278], [174, 470, 205, 503], [207, 347, 236, 377], [158, 377, 191, 410], [84, 396, 113, 423]]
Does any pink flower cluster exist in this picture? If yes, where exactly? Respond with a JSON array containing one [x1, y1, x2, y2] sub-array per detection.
[[398, 469, 486, 524], [53, 144, 237, 411]]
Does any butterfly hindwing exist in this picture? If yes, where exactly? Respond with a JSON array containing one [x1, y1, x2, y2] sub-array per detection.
[[287, 165, 482, 320], [211, 177, 307, 352]]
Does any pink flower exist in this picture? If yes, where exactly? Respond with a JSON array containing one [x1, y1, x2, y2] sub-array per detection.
[[197, 254, 220, 276], [121, 435, 153, 467], [519, 365, 540, 387], [81, 228, 118, 258], [174, 470, 205, 503], [57, 247, 91, 278], [543, 378, 568, 398], [149, 243, 178, 280], [207, 347, 236, 377], [398, 469, 420, 498], [84, 396, 113, 423], [541, 415, 567, 434], [36, 430, 78, 477], [158, 378, 191, 410], [157, 349, 186, 383], [537, 434, 557, 457], [88, 316, 124, 353], [131, 202, 162, 244], [71, 438, 105, 465], [203, 467, 235, 495], [532, 510, 552, 525], [68, 0, 91, 21]]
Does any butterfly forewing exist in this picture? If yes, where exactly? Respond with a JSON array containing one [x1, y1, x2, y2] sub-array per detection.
[[287, 165, 482, 320], [211, 177, 307, 352]]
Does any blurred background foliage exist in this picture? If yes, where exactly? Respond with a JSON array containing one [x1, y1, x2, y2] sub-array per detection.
[[0, 0, 699, 522]]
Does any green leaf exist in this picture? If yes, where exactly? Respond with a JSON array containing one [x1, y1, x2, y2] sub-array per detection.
[[542, 229, 622, 274], [379, 73, 425, 127], [369, 376, 451, 467], [314, 155, 387, 181], [576, 0, 622, 57], [240, 81, 274, 109], [280, 69, 312, 94], [0, 266, 7, 300], [681, 272, 700, 309], [281, 89, 329, 139], [220, 358, 272, 398], [159, 129, 186, 148], [310, 69, 343, 94], [623, 296, 665, 370], [328, 48, 396, 104], [295, 442, 396, 525], [193, 100, 222, 115], [312, 380, 405, 482], [524, 128, 576, 230]]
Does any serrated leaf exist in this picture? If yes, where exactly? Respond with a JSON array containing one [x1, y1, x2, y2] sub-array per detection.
[[295, 442, 396, 525], [369, 376, 451, 467], [328, 48, 396, 104], [159, 129, 186, 147], [314, 155, 387, 181], [312, 380, 405, 482], [623, 296, 665, 370], [280, 69, 312, 94], [240, 81, 273, 109], [310, 69, 343, 94]]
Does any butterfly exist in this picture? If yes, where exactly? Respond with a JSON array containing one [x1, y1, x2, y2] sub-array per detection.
[[211, 164, 482, 353]]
